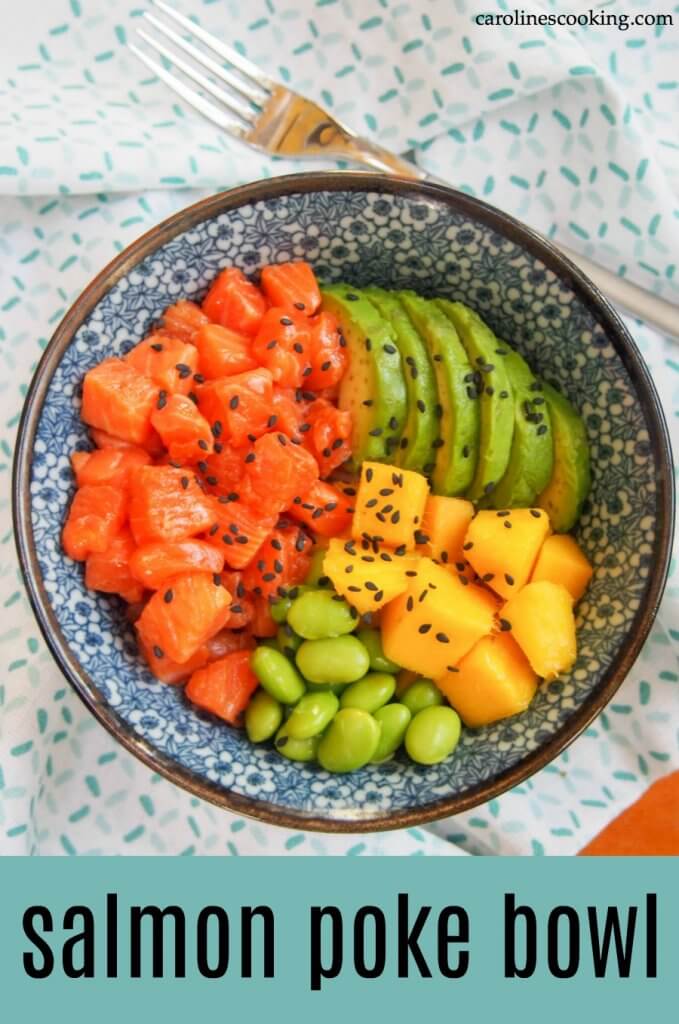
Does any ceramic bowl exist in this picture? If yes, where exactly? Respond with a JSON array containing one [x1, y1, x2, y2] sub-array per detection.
[[13, 172, 674, 831]]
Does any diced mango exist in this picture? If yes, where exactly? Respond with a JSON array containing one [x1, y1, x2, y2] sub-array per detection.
[[464, 507, 551, 600], [352, 461, 429, 550], [501, 580, 576, 680], [323, 537, 418, 615], [435, 632, 538, 728], [417, 495, 474, 568], [381, 557, 498, 678], [531, 533, 593, 602]]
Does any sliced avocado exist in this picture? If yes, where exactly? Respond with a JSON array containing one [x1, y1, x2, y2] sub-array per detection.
[[537, 381, 591, 532], [480, 346, 554, 509], [437, 300, 514, 502], [399, 291, 479, 496], [321, 285, 407, 467], [362, 287, 439, 473]]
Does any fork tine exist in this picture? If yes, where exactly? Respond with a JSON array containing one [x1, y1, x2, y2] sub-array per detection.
[[137, 28, 257, 124], [143, 12, 267, 107], [128, 44, 249, 138], [151, 0, 275, 92]]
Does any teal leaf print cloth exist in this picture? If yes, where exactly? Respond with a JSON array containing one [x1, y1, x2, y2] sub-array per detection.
[[1, 0, 677, 855]]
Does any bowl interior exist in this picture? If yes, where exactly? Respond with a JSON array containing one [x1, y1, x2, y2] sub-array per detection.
[[23, 179, 670, 828]]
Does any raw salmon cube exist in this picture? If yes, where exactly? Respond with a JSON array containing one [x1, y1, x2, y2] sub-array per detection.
[[197, 368, 274, 446], [129, 465, 215, 545], [150, 393, 214, 464], [138, 634, 210, 685], [62, 484, 127, 561], [85, 528, 143, 603], [71, 446, 151, 490], [125, 334, 199, 396], [160, 300, 209, 343], [81, 358, 159, 446], [185, 650, 259, 725], [193, 323, 258, 379], [136, 571, 232, 664], [129, 539, 225, 589]]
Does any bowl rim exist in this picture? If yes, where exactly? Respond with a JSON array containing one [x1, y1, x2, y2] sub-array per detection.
[[13, 170, 675, 834]]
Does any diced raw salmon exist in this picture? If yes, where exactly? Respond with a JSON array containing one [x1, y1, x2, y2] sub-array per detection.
[[206, 498, 278, 570], [85, 528, 143, 603], [150, 393, 214, 464], [185, 650, 259, 725], [129, 465, 215, 545], [193, 323, 258, 379], [201, 267, 267, 336], [161, 300, 209, 343], [136, 571, 232, 664], [129, 539, 225, 589], [288, 479, 354, 537], [260, 261, 321, 315], [138, 633, 210, 684], [125, 334, 199, 396], [81, 358, 159, 446], [197, 367, 274, 446], [62, 484, 127, 561], [72, 446, 151, 490]]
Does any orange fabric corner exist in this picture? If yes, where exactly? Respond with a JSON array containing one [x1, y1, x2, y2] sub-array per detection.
[[579, 771, 679, 856]]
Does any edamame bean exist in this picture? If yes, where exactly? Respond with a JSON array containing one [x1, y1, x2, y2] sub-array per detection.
[[251, 646, 306, 704], [357, 628, 402, 673], [296, 636, 370, 685], [304, 547, 331, 587], [286, 691, 339, 740], [405, 706, 461, 765], [274, 723, 320, 762], [288, 590, 357, 640], [277, 623, 302, 659], [270, 597, 292, 624], [317, 708, 381, 772], [339, 672, 396, 713], [401, 678, 444, 716], [371, 703, 412, 763], [245, 690, 283, 743]]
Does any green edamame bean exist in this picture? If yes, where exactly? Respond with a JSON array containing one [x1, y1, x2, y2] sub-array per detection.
[[277, 623, 302, 658], [304, 547, 331, 587], [250, 645, 306, 704], [357, 628, 402, 673], [401, 678, 444, 717], [270, 597, 292, 624], [245, 690, 283, 743], [371, 703, 412, 763], [317, 708, 381, 772], [288, 590, 357, 640], [296, 636, 370, 685], [405, 706, 461, 765], [339, 672, 396, 713], [286, 691, 339, 740], [274, 724, 320, 762]]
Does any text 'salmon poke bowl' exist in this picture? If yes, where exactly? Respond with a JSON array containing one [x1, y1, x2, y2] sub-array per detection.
[[14, 173, 674, 831]]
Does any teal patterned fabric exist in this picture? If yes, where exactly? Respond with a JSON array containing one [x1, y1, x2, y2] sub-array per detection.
[[1, 0, 677, 855]]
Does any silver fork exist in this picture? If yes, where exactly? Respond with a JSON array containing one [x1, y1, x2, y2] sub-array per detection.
[[131, 0, 679, 342]]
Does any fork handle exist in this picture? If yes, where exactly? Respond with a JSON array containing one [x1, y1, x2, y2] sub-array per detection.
[[345, 135, 679, 343]]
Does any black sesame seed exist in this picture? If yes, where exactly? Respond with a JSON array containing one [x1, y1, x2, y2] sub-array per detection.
[[293, 342, 304, 354], [321, 361, 332, 372], [157, 391, 167, 410], [197, 439, 209, 451], [458, 574, 469, 586], [418, 624, 432, 635], [346, 293, 358, 301], [368, 427, 383, 437], [235, 535, 248, 544], [499, 390, 509, 399], [499, 618, 512, 632], [417, 399, 426, 413], [432, 438, 445, 449], [463, 541, 473, 551], [505, 573, 515, 586], [384, 343, 396, 355], [294, 301, 305, 310], [503, 520, 512, 529], [410, 365, 419, 380], [193, 373, 205, 384], [362, 399, 374, 407], [482, 573, 495, 582], [164, 589, 173, 604], [530, 509, 542, 518], [229, 395, 240, 410], [188, 392, 198, 404], [280, 316, 293, 326], [206, 475, 218, 486], [153, 646, 164, 659], [176, 363, 191, 379], [365, 338, 372, 352], [374, 590, 384, 602], [406, 596, 414, 611], [497, 510, 511, 517], [400, 437, 409, 449], [245, 453, 255, 464], [267, 415, 278, 428], [486, 386, 495, 396], [209, 523, 219, 536], [484, 482, 495, 495], [537, 424, 548, 435], [150, 342, 163, 352], [213, 573, 222, 587], [180, 476, 189, 489], [436, 632, 449, 644], [212, 420, 222, 437], [322, 447, 332, 458]]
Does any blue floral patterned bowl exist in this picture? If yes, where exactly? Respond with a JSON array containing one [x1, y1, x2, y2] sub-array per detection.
[[14, 173, 674, 832]]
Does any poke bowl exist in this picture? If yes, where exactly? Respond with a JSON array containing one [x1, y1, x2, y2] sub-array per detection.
[[13, 172, 674, 831]]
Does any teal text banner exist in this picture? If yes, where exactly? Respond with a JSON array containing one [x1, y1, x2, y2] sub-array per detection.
[[0, 856, 675, 1021]]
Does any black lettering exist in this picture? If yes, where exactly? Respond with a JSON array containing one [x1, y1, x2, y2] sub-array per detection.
[[130, 905, 186, 978], [310, 906, 342, 991], [241, 905, 275, 978], [588, 904, 637, 978], [62, 906, 95, 978], [22, 906, 54, 979], [646, 894, 657, 978], [547, 906, 580, 978], [106, 892, 118, 977], [354, 906, 386, 979], [437, 907, 469, 978], [504, 893, 537, 978], [397, 893, 431, 978], [196, 906, 229, 979]]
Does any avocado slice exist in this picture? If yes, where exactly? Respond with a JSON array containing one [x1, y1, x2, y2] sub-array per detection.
[[362, 287, 439, 473], [399, 291, 479, 496], [480, 346, 554, 509], [537, 381, 591, 531], [437, 300, 514, 502], [321, 285, 407, 467]]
